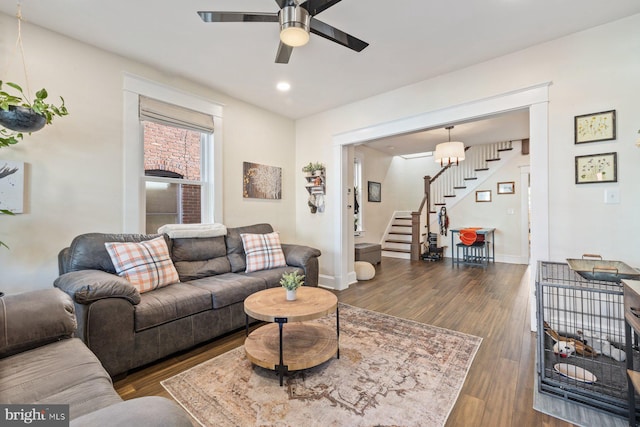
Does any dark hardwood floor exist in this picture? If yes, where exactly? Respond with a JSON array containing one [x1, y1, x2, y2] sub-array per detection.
[[114, 257, 575, 426]]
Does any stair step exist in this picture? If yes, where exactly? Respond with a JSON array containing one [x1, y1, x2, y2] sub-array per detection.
[[392, 224, 412, 228], [382, 248, 411, 254], [453, 186, 466, 189], [395, 216, 411, 220], [386, 239, 411, 244], [434, 203, 446, 206], [388, 231, 411, 236], [443, 195, 456, 198], [475, 168, 489, 172], [497, 148, 513, 152], [464, 177, 478, 181], [486, 158, 501, 162]]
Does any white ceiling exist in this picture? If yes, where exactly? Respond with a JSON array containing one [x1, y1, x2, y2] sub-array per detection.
[[1, 0, 638, 124], [364, 109, 530, 156]]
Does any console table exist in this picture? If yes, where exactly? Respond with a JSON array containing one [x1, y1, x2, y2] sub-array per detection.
[[244, 287, 339, 386], [450, 227, 495, 267]]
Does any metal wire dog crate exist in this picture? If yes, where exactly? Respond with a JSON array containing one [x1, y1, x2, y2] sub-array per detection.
[[536, 261, 639, 418]]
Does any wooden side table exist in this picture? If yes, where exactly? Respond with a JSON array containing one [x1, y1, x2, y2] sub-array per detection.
[[244, 287, 339, 386]]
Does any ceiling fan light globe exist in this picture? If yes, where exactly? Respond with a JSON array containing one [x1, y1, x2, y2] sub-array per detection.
[[280, 26, 309, 47]]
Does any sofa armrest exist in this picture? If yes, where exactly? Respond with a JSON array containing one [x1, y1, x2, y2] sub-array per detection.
[[281, 244, 321, 287], [0, 289, 76, 358], [281, 244, 321, 268], [55, 270, 141, 305], [70, 397, 192, 427]]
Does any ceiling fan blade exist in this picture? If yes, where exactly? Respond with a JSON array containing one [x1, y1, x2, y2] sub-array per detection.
[[275, 42, 294, 64], [197, 11, 278, 23], [274, 0, 297, 8], [300, 0, 343, 16], [310, 18, 368, 52]]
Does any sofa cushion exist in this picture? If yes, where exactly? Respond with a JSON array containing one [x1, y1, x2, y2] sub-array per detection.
[[105, 236, 180, 293], [171, 236, 231, 281], [226, 223, 274, 273], [242, 266, 304, 289], [65, 233, 167, 273], [241, 232, 287, 273], [188, 273, 267, 309], [134, 283, 213, 331], [0, 338, 122, 420]]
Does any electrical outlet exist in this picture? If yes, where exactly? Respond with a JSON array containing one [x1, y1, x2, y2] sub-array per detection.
[[604, 189, 620, 204]]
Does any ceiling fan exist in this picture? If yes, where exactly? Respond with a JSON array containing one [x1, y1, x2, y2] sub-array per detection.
[[197, 0, 369, 64]]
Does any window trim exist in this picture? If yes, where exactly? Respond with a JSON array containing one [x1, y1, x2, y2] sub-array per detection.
[[353, 153, 363, 235], [123, 73, 223, 233]]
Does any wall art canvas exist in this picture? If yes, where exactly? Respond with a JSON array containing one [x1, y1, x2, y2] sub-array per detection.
[[368, 181, 381, 202], [243, 162, 282, 199], [574, 110, 616, 144], [476, 190, 492, 202], [497, 181, 515, 194], [575, 152, 617, 184], [0, 161, 24, 213]]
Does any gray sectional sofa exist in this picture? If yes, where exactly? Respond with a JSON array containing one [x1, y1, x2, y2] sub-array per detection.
[[54, 223, 321, 377], [0, 289, 191, 426]]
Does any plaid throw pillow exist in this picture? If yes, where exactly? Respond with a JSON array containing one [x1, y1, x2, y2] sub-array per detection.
[[240, 232, 287, 273], [105, 236, 179, 293]]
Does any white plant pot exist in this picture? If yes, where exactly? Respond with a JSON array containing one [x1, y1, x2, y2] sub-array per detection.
[[286, 289, 297, 301]]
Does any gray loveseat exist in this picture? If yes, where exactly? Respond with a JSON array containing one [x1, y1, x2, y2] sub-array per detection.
[[0, 289, 191, 426], [54, 223, 321, 377]]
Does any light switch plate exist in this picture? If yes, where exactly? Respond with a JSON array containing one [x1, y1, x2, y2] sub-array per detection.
[[604, 188, 620, 204]]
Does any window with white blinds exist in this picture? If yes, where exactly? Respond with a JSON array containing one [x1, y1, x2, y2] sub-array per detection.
[[123, 74, 223, 233], [139, 96, 214, 133]]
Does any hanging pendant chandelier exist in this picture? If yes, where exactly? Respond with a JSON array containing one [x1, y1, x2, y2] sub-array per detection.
[[434, 126, 465, 166]]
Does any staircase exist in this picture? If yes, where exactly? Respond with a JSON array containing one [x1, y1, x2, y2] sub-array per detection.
[[381, 140, 521, 260], [429, 141, 517, 213], [381, 213, 419, 259]]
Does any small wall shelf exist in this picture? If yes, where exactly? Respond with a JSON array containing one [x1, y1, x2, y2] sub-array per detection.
[[304, 170, 326, 214], [305, 172, 325, 195]]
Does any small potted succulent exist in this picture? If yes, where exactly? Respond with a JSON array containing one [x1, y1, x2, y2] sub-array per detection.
[[0, 81, 68, 147], [301, 162, 325, 177], [302, 162, 315, 176], [311, 162, 325, 176], [280, 270, 305, 301]]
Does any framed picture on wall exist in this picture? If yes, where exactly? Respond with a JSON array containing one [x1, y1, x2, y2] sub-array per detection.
[[575, 152, 617, 184], [574, 110, 616, 144], [497, 181, 515, 194], [475, 190, 491, 202], [368, 181, 381, 202]]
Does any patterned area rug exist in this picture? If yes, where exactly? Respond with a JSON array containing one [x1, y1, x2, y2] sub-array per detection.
[[161, 304, 482, 427]]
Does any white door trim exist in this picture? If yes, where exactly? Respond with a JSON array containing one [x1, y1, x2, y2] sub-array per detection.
[[331, 82, 551, 290]]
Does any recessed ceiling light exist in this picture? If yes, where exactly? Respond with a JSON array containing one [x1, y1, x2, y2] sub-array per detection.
[[276, 82, 291, 92]]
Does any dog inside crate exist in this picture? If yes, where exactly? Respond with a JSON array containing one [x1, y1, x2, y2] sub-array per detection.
[[537, 261, 639, 413]]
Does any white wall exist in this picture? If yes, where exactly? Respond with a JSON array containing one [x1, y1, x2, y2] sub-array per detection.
[[0, 13, 296, 293], [448, 152, 530, 263], [297, 14, 640, 286], [354, 146, 441, 245]]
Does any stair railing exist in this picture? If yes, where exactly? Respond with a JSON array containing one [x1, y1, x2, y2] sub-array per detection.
[[408, 141, 512, 260], [410, 176, 430, 260]]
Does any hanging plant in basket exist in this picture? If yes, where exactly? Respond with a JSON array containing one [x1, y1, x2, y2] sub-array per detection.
[[0, 81, 68, 148]]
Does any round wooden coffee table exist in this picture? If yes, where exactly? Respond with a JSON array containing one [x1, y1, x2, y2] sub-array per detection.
[[244, 286, 339, 386]]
